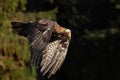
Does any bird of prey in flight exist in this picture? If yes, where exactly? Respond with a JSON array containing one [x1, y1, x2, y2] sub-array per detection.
[[11, 19, 71, 78]]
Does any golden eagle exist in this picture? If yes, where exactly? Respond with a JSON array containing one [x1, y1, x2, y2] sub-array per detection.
[[11, 19, 71, 78]]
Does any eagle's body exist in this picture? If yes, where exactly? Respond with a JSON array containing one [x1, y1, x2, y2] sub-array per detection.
[[11, 19, 71, 78]]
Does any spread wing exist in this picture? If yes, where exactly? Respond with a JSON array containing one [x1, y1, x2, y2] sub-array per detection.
[[11, 20, 56, 66], [28, 20, 56, 66], [40, 39, 70, 78], [40, 28, 71, 78]]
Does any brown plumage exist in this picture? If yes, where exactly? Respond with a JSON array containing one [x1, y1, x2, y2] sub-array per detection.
[[11, 19, 71, 78]]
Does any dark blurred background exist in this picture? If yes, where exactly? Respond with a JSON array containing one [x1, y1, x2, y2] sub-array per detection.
[[0, 0, 120, 80]]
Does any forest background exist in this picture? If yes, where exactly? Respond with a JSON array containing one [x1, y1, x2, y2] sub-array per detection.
[[0, 0, 120, 80]]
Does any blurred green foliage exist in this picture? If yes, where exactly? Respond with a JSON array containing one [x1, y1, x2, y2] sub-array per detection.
[[0, 19, 36, 80], [0, 0, 26, 20], [0, 0, 57, 80]]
